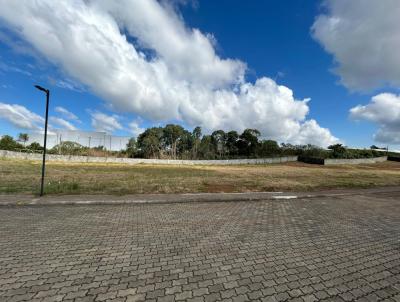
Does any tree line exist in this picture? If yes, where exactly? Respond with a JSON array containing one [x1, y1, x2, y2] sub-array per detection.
[[0, 134, 43, 152], [129, 125, 390, 159], [1, 127, 290, 158], [129, 125, 283, 159], [0, 126, 390, 160]]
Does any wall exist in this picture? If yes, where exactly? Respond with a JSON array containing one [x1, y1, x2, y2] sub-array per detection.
[[324, 156, 388, 165], [0, 150, 390, 166], [298, 155, 388, 165], [298, 156, 325, 165], [0, 150, 298, 166]]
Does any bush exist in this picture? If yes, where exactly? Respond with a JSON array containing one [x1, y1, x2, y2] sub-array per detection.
[[325, 148, 385, 159], [296, 144, 386, 160], [27, 142, 43, 152], [49, 141, 89, 156]]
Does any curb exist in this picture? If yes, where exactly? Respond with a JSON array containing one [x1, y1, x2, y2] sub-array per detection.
[[1, 192, 293, 206], [1, 187, 399, 207]]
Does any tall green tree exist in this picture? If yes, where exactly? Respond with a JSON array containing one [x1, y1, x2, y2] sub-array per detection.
[[192, 126, 202, 159], [226, 131, 239, 157], [238, 129, 260, 157], [137, 127, 164, 158], [18, 133, 29, 147], [163, 124, 185, 159], [193, 126, 202, 140], [259, 140, 280, 157], [178, 131, 194, 159], [199, 135, 215, 159], [126, 138, 137, 158], [211, 130, 227, 158]]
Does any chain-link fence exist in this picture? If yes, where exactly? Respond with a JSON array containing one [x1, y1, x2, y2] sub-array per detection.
[[26, 130, 131, 152]]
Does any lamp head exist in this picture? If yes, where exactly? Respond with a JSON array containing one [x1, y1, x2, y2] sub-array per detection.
[[34, 85, 49, 93]]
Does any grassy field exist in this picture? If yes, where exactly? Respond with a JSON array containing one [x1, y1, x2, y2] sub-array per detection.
[[1, 158, 400, 195]]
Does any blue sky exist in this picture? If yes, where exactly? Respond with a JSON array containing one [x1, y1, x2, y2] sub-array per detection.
[[0, 0, 399, 149]]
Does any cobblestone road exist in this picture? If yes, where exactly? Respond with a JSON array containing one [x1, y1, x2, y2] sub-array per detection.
[[1, 193, 400, 302]]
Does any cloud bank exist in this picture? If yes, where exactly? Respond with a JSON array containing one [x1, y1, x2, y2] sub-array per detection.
[[0, 102, 81, 133], [54, 106, 79, 121], [90, 111, 123, 133], [350, 93, 400, 144], [0, 0, 338, 146], [0, 102, 44, 130], [128, 121, 145, 138], [50, 117, 77, 131], [312, 0, 400, 91]]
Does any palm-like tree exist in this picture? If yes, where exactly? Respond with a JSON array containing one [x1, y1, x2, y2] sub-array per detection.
[[18, 133, 29, 147]]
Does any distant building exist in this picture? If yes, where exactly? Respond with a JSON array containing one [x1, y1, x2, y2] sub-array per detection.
[[26, 130, 131, 151]]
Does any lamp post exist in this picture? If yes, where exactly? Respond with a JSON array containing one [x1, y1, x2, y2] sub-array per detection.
[[35, 85, 50, 196]]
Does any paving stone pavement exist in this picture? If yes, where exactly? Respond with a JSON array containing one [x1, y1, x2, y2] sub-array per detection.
[[0, 194, 400, 302]]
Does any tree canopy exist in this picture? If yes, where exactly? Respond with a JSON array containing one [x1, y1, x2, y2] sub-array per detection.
[[135, 125, 284, 159], [1, 125, 389, 160]]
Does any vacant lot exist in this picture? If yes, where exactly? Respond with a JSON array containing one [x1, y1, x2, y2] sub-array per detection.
[[1, 158, 400, 195]]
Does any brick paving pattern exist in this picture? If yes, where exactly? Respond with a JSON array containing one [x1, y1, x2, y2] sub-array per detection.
[[0, 195, 400, 301]]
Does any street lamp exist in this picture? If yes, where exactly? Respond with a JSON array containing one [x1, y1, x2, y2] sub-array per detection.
[[35, 85, 50, 196]]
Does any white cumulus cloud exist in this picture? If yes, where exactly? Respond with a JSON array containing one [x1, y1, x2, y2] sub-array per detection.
[[53, 79, 85, 93], [90, 111, 123, 134], [0, 102, 44, 130], [312, 0, 400, 91], [350, 93, 400, 144], [50, 117, 77, 131], [54, 106, 79, 121], [0, 0, 338, 146], [128, 121, 145, 138]]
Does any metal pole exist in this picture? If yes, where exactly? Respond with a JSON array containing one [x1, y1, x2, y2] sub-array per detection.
[[88, 136, 91, 157], [59, 134, 62, 155], [40, 90, 50, 196], [104, 134, 106, 157]]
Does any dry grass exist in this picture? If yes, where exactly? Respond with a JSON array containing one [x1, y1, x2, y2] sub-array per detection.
[[1, 158, 400, 195]]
